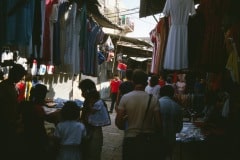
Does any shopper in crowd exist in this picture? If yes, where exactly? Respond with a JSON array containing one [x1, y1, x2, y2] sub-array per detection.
[[159, 85, 183, 160], [20, 84, 50, 160], [116, 69, 134, 112], [54, 101, 86, 160], [109, 74, 121, 113], [78, 79, 106, 160], [165, 75, 175, 88], [158, 74, 166, 87], [16, 75, 26, 103], [0, 64, 27, 159], [115, 69, 162, 160], [145, 74, 161, 99], [175, 74, 186, 95]]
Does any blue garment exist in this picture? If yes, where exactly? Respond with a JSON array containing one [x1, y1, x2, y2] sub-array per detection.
[[159, 96, 183, 146], [88, 100, 111, 126], [4, 0, 35, 46]]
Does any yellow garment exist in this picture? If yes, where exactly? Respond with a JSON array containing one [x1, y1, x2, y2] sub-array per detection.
[[24, 81, 32, 101], [226, 50, 239, 83]]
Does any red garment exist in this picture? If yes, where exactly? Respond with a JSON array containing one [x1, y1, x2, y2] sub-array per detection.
[[110, 79, 121, 93], [16, 81, 26, 103], [117, 62, 127, 71], [159, 79, 166, 87], [42, 0, 58, 62], [150, 17, 169, 74]]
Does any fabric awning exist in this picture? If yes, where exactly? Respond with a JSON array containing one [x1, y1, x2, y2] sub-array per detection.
[[86, 0, 123, 30], [103, 33, 153, 58]]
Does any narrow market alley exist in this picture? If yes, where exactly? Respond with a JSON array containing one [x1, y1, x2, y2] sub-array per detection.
[[101, 100, 123, 160]]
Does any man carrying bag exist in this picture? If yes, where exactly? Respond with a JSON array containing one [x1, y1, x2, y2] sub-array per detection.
[[115, 69, 163, 160]]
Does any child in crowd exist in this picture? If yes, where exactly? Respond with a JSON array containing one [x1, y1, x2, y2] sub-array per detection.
[[145, 74, 161, 99], [54, 101, 86, 160], [109, 74, 121, 113]]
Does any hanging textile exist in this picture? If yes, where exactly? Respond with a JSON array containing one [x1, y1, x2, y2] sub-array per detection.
[[150, 17, 169, 74], [188, 8, 205, 71], [162, 0, 196, 70], [197, 0, 230, 72], [79, 3, 88, 74], [0, 0, 35, 47], [79, 2, 105, 76], [225, 38, 240, 83], [42, 0, 58, 63]]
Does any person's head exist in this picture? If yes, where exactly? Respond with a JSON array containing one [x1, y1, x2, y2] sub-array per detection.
[[149, 75, 159, 87], [166, 75, 172, 83], [160, 85, 175, 98], [78, 79, 99, 99], [113, 74, 119, 80], [132, 69, 148, 87], [125, 69, 133, 81], [30, 84, 48, 103], [8, 64, 27, 83], [61, 101, 80, 121]]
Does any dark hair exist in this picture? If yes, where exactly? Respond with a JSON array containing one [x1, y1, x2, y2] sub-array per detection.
[[78, 79, 97, 93], [29, 84, 48, 104], [61, 101, 80, 121], [166, 76, 172, 84], [125, 69, 133, 80], [78, 79, 100, 99], [160, 85, 174, 98], [132, 69, 148, 86], [150, 75, 159, 87], [8, 64, 27, 83]]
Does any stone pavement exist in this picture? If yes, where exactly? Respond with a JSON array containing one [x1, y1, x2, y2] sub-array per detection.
[[101, 100, 124, 160]]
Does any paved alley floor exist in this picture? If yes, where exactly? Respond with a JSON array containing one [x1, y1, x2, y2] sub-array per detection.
[[101, 106, 124, 160]]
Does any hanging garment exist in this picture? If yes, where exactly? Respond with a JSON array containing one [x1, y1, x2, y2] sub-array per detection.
[[197, 0, 229, 72], [226, 48, 240, 83], [162, 0, 196, 70], [42, 0, 58, 63], [0, 0, 35, 46], [150, 17, 169, 74]]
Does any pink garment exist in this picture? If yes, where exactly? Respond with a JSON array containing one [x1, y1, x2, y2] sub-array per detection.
[[107, 51, 114, 62], [150, 17, 168, 74]]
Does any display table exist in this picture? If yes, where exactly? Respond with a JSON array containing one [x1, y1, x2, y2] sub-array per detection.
[[174, 121, 229, 160], [43, 98, 83, 132], [175, 122, 205, 160], [176, 122, 205, 142]]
